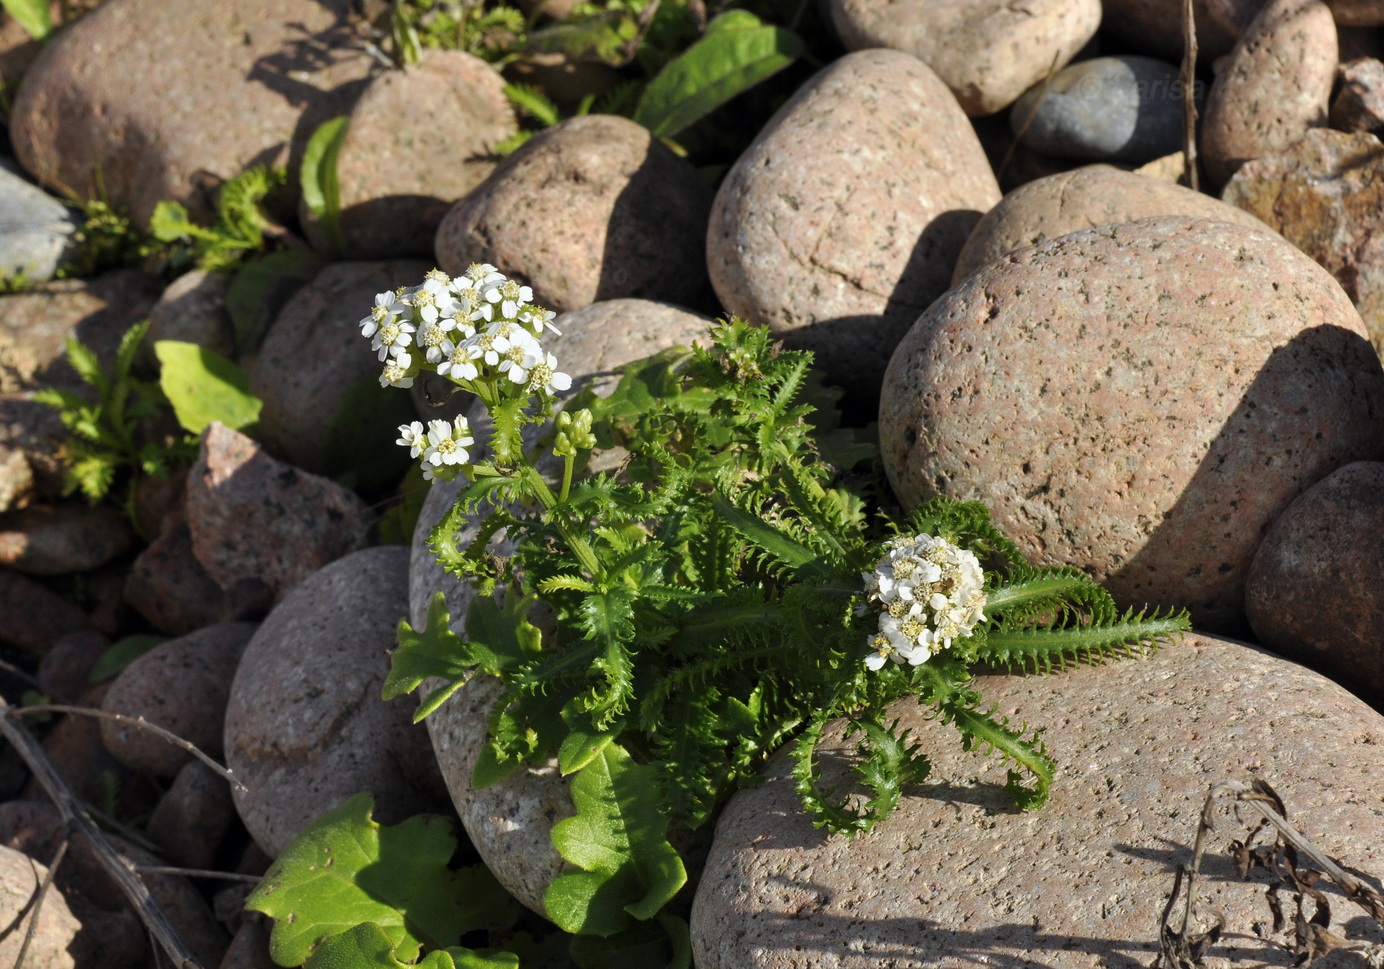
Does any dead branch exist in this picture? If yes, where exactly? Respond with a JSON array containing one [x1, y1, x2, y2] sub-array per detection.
[[0, 696, 204, 969], [1180, 0, 1199, 191], [13, 833, 68, 969]]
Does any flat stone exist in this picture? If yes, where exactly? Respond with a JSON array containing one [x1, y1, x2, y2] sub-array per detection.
[[0, 501, 133, 574], [953, 165, 1269, 283], [879, 216, 1384, 632], [1222, 128, 1384, 353], [184, 422, 373, 603], [9, 0, 375, 228], [1201, 0, 1337, 186], [1246, 461, 1384, 702], [0, 569, 87, 653], [435, 114, 714, 314], [412, 298, 714, 915], [143, 269, 235, 369], [123, 517, 237, 636], [1101, 0, 1267, 62], [708, 49, 1000, 395], [0, 159, 79, 283], [248, 260, 430, 475], [824, 0, 1100, 116], [0, 844, 82, 969], [302, 49, 516, 259], [1330, 57, 1384, 133], [100, 622, 257, 777], [225, 546, 447, 857], [1010, 56, 1193, 163], [691, 633, 1384, 969]]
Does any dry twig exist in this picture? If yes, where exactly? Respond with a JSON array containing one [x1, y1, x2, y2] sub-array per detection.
[[13, 834, 69, 969], [1179, 0, 1199, 191]]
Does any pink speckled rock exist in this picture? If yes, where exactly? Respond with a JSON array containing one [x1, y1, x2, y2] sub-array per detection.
[[1330, 57, 1384, 132], [412, 298, 714, 914], [880, 216, 1384, 631], [1102, 0, 1268, 62], [952, 165, 1269, 283], [225, 546, 446, 857], [824, 0, 1100, 116], [691, 633, 1384, 969], [1246, 461, 1384, 702], [707, 49, 1000, 394], [301, 50, 516, 259], [435, 115, 714, 314], [1201, 0, 1337, 187], [9, 0, 374, 228]]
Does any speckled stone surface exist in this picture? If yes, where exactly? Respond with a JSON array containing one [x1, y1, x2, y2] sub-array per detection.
[[9, 0, 375, 227], [952, 166, 1268, 283], [185, 422, 372, 603], [880, 216, 1384, 631], [249, 260, 431, 475], [1246, 462, 1384, 702], [1201, 0, 1337, 187], [1009, 56, 1191, 163], [707, 49, 999, 395], [302, 50, 515, 259], [0, 501, 133, 574], [1329, 0, 1384, 26], [1101, 0, 1265, 62], [225, 546, 446, 857], [824, 0, 1099, 116], [143, 269, 234, 369], [100, 622, 256, 776], [0, 845, 80, 969], [411, 298, 714, 915], [691, 633, 1384, 969], [435, 115, 714, 314], [1330, 57, 1384, 132], [1222, 129, 1384, 353]]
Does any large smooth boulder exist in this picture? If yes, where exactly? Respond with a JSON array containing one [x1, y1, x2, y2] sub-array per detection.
[[880, 216, 1384, 631], [708, 49, 999, 395], [691, 633, 1384, 968]]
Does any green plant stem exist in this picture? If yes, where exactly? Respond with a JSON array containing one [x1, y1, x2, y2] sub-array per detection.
[[517, 462, 603, 579], [560, 450, 576, 504]]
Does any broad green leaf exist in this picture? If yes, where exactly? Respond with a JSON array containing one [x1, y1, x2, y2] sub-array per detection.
[[633, 13, 803, 138], [154, 340, 262, 434], [543, 744, 685, 935], [383, 592, 472, 717], [226, 250, 325, 354], [301, 116, 349, 254], [148, 200, 209, 244], [88, 635, 166, 685], [302, 922, 519, 969], [557, 704, 616, 775], [1, 0, 50, 40], [321, 377, 415, 495], [247, 794, 518, 966]]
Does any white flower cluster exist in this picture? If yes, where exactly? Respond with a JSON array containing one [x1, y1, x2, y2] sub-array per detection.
[[862, 533, 987, 670], [396, 416, 474, 481], [358, 264, 570, 396]]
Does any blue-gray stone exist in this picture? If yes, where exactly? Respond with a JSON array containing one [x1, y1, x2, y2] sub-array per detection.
[[0, 159, 79, 283], [1010, 55, 1197, 163]]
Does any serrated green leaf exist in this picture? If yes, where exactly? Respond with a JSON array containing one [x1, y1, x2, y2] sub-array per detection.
[[383, 592, 471, 708], [301, 116, 349, 254], [247, 794, 518, 966], [154, 340, 262, 435], [88, 635, 166, 685], [1, 0, 50, 40], [503, 83, 560, 127], [147, 200, 204, 243], [301, 922, 519, 969], [543, 744, 685, 935], [633, 14, 803, 138], [63, 337, 105, 392]]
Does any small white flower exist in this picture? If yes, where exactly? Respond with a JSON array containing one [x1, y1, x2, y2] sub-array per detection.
[[518, 304, 560, 337], [379, 351, 415, 389], [396, 420, 426, 458], [371, 314, 416, 362], [415, 317, 453, 364], [359, 291, 404, 339], [437, 338, 480, 381], [461, 262, 504, 290], [527, 351, 572, 396], [497, 344, 534, 384], [861, 532, 987, 670], [422, 416, 474, 468]]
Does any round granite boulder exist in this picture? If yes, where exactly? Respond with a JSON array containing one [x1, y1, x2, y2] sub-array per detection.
[[1201, 0, 1337, 187], [880, 216, 1384, 631], [225, 546, 446, 857], [412, 299, 714, 914], [824, 0, 1099, 116], [691, 632, 1384, 968], [952, 165, 1269, 283], [708, 49, 1000, 395], [1246, 462, 1384, 702], [434, 115, 714, 314]]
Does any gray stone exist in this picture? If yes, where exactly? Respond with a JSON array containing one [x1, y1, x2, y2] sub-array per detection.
[[143, 269, 235, 368], [9, 0, 376, 228], [147, 760, 239, 870], [123, 517, 237, 636], [1010, 56, 1194, 163], [225, 546, 447, 857], [0, 569, 87, 654], [0, 159, 78, 282], [880, 216, 1384, 632], [36, 627, 107, 700], [100, 622, 257, 777], [184, 422, 373, 603], [691, 633, 1384, 969], [825, 0, 1100, 116], [707, 49, 999, 395], [0, 501, 133, 574]]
